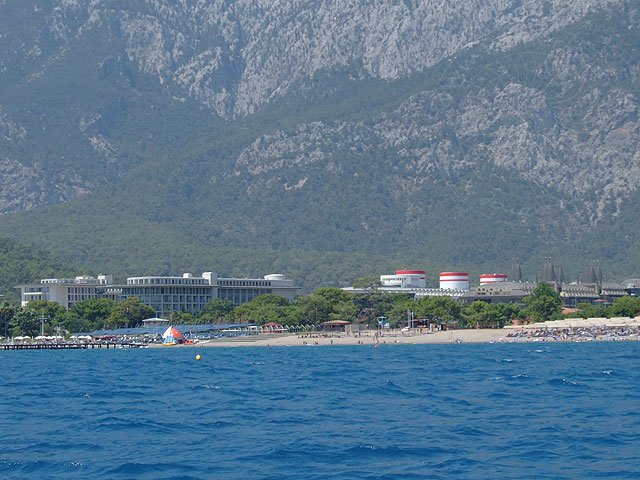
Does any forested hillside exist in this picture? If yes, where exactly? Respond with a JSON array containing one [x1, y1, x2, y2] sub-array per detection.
[[0, 1, 639, 289], [0, 237, 82, 301]]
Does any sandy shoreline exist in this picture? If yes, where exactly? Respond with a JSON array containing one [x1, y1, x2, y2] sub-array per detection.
[[157, 329, 634, 348], [152, 317, 640, 348], [171, 329, 506, 348]]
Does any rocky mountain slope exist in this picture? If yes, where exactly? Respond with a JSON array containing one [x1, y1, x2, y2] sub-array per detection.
[[0, 0, 638, 285]]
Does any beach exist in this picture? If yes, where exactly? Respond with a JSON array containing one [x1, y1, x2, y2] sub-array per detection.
[[179, 328, 506, 348], [159, 316, 640, 348]]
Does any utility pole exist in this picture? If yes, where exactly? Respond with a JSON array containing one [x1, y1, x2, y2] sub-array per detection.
[[40, 308, 47, 337]]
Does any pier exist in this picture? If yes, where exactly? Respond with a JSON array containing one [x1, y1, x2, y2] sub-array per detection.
[[0, 343, 147, 350]]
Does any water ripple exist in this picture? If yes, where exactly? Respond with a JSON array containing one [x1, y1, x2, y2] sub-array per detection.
[[1, 343, 639, 479]]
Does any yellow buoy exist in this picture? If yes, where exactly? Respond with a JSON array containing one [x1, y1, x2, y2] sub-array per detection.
[[195, 354, 201, 361]]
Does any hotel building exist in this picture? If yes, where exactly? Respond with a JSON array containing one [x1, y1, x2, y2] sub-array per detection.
[[17, 275, 116, 309], [18, 272, 299, 317]]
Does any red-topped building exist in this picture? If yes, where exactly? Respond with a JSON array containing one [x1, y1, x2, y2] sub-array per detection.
[[480, 273, 508, 285], [380, 269, 427, 288]]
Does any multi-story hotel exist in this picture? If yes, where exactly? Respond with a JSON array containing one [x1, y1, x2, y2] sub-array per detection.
[[18, 272, 299, 317], [17, 275, 116, 309]]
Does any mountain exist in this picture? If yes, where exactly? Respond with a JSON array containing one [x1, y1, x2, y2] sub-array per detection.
[[0, 0, 639, 289]]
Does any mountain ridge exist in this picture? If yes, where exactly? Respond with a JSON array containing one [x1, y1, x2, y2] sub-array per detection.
[[0, 0, 639, 289]]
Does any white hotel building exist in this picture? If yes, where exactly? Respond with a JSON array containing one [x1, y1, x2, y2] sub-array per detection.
[[17, 275, 116, 310], [18, 272, 299, 317]]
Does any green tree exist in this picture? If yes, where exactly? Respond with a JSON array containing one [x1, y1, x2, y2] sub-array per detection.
[[314, 287, 354, 305], [567, 302, 610, 319], [386, 298, 419, 327], [352, 292, 412, 326], [0, 301, 17, 338], [105, 297, 155, 329], [197, 299, 235, 323], [463, 301, 523, 328], [609, 296, 640, 318], [463, 301, 494, 328], [293, 294, 332, 325], [232, 294, 293, 325], [169, 311, 195, 324], [524, 283, 562, 323], [328, 302, 359, 323], [23, 300, 67, 324], [414, 296, 463, 326], [64, 298, 115, 333], [493, 302, 524, 327], [11, 308, 41, 336], [310, 287, 362, 326], [15, 300, 67, 335]]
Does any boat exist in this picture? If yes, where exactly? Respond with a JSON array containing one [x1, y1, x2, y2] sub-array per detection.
[[161, 326, 193, 346]]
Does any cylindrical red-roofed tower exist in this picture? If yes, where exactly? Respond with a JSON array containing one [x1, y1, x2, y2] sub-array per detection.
[[439, 272, 469, 290], [480, 273, 508, 285]]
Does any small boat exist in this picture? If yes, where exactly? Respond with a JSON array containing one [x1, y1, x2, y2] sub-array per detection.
[[161, 326, 193, 346]]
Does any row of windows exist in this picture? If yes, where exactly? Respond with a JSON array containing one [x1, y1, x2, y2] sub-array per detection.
[[67, 295, 94, 303], [218, 288, 271, 304], [24, 287, 49, 293], [136, 295, 213, 303], [218, 280, 271, 287], [127, 278, 208, 286], [67, 287, 104, 294], [123, 287, 213, 295]]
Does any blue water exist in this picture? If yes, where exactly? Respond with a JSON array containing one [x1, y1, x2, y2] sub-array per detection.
[[1, 343, 639, 479]]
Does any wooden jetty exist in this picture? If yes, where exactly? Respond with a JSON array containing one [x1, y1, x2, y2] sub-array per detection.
[[0, 342, 147, 350]]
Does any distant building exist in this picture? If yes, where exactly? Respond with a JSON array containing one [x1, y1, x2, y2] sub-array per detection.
[[439, 272, 469, 290], [345, 267, 468, 299], [117, 272, 299, 317], [217, 273, 298, 305], [458, 282, 537, 306], [344, 263, 632, 309], [622, 279, 640, 296], [480, 274, 508, 285], [120, 272, 218, 316], [17, 275, 115, 309], [17, 271, 299, 317], [380, 270, 427, 289]]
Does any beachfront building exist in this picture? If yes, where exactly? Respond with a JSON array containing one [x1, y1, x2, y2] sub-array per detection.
[[17, 275, 115, 309], [344, 264, 632, 308], [120, 273, 218, 317], [380, 270, 427, 288], [117, 272, 299, 317], [458, 282, 537, 306], [217, 274, 298, 305], [17, 272, 299, 317], [343, 268, 469, 300]]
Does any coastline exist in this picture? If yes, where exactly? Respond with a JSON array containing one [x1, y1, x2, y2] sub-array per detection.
[[157, 329, 506, 348], [157, 330, 638, 349], [152, 317, 640, 348]]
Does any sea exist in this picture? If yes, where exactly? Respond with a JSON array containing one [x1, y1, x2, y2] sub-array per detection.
[[1, 342, 639, 479]]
